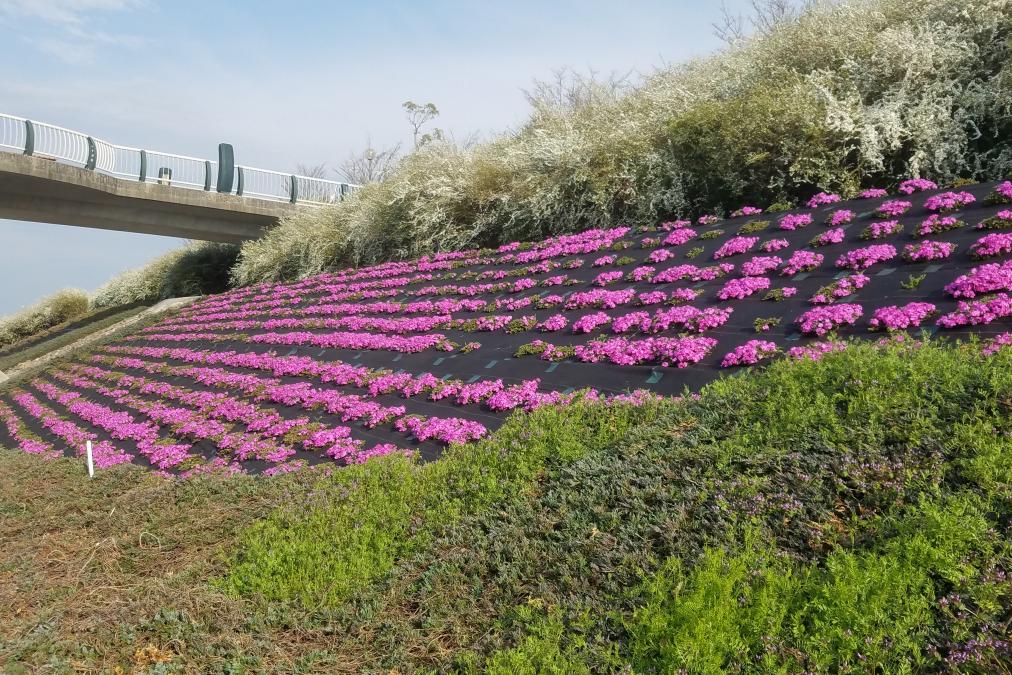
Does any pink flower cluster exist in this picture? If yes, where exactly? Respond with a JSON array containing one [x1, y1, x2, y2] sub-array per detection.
[[572, 312, 612, 333], [976, 211, 1012, 230], [796, 304, 863, 336], [761, 238, 790, 252], [875, 200, 913, 218], [721, 340, 778, 368], [741, 256, 783, 276], [835, 244, 897, 270], [717, 276, 771, 300], [809, 273, 870, 304], [807, 192, 841, 208], [778, 213, 813, 231], [898, 178, 938, 194], [810, 228, 845, 247], [663, 228, 698, 247], [903, 240, 956, 262], [970, 232, 1012, 259], [982, 332, 1012, 356], [992, 181, 1012, 203], [594, 270, 625, 286], [937, 293, 1012, 328], [781, 250, 824, 276], [916, 214, 964, 237], [538, 314, 569, 331], [828, 210, 854, 226], [860, 188, 889, 199], [868, 303, 937, 331], [732, 206, 763, 217], [944, 260, 1012, 298], [787, 341, 847, 361], [861, 220, 902, 240], [924, 191, 975, 212], [712, 236, 759, 259]]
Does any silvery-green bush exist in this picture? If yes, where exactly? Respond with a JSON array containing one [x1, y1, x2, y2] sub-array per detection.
[[0, 288, 90, 349], [89, 241, 239, 309], [231, 0, 1011, 285]]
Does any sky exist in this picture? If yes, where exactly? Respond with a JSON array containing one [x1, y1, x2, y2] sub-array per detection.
[[0, 0, 751, 316]]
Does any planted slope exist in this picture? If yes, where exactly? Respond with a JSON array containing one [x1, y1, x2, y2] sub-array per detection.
[[2, 180, 1012, 475]]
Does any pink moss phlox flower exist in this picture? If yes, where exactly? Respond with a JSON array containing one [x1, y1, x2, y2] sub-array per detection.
[[862, 220, 902, 240], [868, 303, 937, 331], [712, 236, 759, 260], [944, 260, 1012, 298], [698, 215, 721, 225], [924, 191, 975, 213], [761, 238, 790, 253], [807, 192, 842, 208], [721, 340, 779, 368], [811, 228, 846, 247], [875, 200, 913, 218], [572, 312, 612, 334], [593, 270, 625, 286], [898, 178, 938, 195], [828, 210, 854, 226], [781, 250, 824, 276], [916, 214, 963, 237], [787, 341, 847, 361], [982, 332, 1012, 356], [717, 276, 771, 301], [835, 244, 897, 271], [537, 314, 569, 332], [663, 228, 698, 247], [903, 240, 956, 262], [937, 293, 1012, 328], [732, 206, 763, 217], [860, 188, 889, 199], [741, 256, 783, 276], [778, 213, 813, 231], [797, 303, 863, 336], [971, 232, 1012, 259]]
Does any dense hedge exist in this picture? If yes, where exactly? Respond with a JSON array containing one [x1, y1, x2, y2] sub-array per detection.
[[228, 0, 1012, 285], [0, 289, 89, 350], [223, 338, 1012, 671]]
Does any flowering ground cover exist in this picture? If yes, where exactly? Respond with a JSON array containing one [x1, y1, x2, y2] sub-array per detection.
[[3, 179, 1012, 478]]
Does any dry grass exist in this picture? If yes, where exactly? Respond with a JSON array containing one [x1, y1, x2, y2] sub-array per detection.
[[0, 450, 362, 673]]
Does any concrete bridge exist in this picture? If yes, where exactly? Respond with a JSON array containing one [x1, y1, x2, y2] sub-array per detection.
[[0, 113, 357, 244]]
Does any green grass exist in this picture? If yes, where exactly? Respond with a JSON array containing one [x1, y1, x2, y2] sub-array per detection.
[[2, 337, 1012, 672]]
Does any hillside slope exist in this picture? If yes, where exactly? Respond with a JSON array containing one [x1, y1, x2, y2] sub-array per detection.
[[2, 179, 1012, 476]]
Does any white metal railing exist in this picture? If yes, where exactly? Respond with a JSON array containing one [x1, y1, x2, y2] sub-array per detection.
[[0, 111, 359, 205]]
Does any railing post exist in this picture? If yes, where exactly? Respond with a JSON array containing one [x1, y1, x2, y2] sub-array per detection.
[[236, 166, 244, 196], [85, 137, 97, 170], [138, 150, 147, 182], [216, 143, 235, 193], [204, 161, 212, 191], [23, 120, 34, 156], [290, 175, 298, 204], [339, 183, 349, 201]]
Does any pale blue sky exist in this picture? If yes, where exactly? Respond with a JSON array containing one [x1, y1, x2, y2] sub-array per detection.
[[0, 0, 749, 315]]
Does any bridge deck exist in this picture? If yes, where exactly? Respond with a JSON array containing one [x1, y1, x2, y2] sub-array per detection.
[[0, 153, 301, 243]]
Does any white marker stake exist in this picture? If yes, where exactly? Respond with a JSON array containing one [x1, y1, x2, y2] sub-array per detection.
[[86, 440, 95, 478]]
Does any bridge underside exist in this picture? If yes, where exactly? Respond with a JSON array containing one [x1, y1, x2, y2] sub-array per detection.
[[0, 154, 298, 244]]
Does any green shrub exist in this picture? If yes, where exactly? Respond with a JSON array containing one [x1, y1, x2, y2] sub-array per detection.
[[0, 288, 90, 349], [90, 242, 239, 309]]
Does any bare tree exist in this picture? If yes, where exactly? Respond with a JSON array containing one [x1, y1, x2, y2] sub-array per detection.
[[403, 101, 441, 148], [523, 67, 633, 118], [295, 162, 329, 179], [713, 0, 817, 46], [338, 142, 401, 185]]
